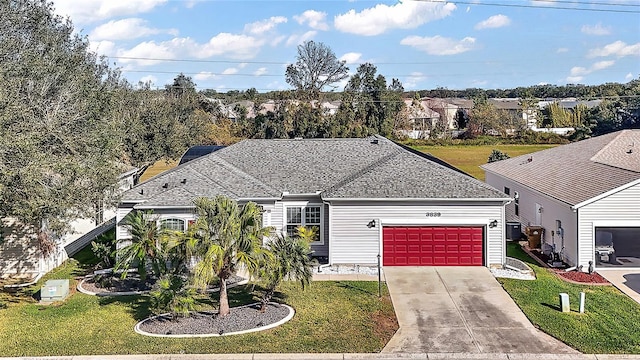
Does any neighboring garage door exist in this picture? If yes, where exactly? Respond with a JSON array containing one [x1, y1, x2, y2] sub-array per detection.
[[383, 226, 484, 266]]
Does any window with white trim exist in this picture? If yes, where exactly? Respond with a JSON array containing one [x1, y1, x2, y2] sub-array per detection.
[[160, 218, 185, 231], [286, 205, 321, 241]]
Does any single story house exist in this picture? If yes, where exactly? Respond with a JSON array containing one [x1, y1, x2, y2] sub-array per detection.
[[117, 136, 510, 268], [482, 130, 640, 270]]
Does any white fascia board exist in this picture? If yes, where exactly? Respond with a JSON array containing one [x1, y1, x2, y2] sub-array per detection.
[[321, 197, 511, 202], [237, 197, 282, 202], [572, 178, 640, 210], [134, 205, 196, 210]]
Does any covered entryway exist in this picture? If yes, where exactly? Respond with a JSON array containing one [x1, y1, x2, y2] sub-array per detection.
[[383, 226, 484, 266]]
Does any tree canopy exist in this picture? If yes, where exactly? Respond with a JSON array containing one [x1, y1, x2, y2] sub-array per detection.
[[285, 41, 349, 97], [0, 0, 123, 242]]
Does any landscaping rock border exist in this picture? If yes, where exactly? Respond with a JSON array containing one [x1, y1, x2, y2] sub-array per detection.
[[134, 302, 294, 338]]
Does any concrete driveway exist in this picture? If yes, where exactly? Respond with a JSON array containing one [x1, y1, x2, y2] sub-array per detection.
[[598, 270, 640, 304], [382, 267, 577, 354]]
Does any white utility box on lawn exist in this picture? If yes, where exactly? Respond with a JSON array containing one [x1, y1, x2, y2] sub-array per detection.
[[40, 279, 70, 303]]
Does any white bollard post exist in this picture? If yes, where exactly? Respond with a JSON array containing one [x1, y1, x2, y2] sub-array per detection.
[[579, 292, 586, 313], [559, 293, 570, 312]]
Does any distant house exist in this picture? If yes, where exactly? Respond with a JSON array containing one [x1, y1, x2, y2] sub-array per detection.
[[118, 136, 510, 267], [482, 130, 640, 271], [399, 99, 441, 139], [0, 168, 137, 277]]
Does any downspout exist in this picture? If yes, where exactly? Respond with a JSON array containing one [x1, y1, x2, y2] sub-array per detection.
[[322, 199, 332, 267]]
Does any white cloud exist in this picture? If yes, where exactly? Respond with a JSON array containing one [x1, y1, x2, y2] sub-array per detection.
[[194, 72, 216, 81], [532, 1, 557, 6], [400, 35, 476, 55], [588, 41, 640, 58], [244, 16, 287, 35], [200, 33, 265, 59], [139, 75, 157, 85], [51, 0, 168, 24], [89, 18, 177, 41], [339, 52, 362, 64], [334, 1, 456, 36], [89, 40, 116, 56], [626, 73, 634, 81], [566, 60, 615, 82], [294, 10, 329, 30], [557, 47, 569, 53], [254, 67, 268, 76], [475, 14, 511, 30], [286, 31, 317, 46], [404, 72, 426, 89], [581, 23, 611, 36], [117, 40, 177, 65], [222, 67, 239, 75], [569, 67, 588, 76], [591, 60, 615, 71]]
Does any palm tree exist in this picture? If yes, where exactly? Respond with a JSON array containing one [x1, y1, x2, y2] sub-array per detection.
[[114, 210, 164, 282], [189, 196, 271, 316], [258, 228, 314, 312]]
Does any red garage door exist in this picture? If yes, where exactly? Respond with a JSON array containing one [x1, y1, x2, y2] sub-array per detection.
[[383, 226, 484, 266]]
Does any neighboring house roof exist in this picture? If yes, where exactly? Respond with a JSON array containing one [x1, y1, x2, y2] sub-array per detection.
[[482, 130, 640, 207], [178, 145, 225, 165], [403, 99, 441, 119], [489, 99, 522, 111], [123, 136, 507, 208], [538, 99, 602, 109]]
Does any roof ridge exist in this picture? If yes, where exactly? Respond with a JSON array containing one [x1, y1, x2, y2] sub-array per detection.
[[205, 154, 281, 196], [321, 149, 403, 197], [589, 130, 629, 163]]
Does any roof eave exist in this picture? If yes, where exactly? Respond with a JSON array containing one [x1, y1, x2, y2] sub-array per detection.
[[322, 197, 512, 202]]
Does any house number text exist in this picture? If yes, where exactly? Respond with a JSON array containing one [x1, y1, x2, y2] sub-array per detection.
[[425, 212, 441, 217]]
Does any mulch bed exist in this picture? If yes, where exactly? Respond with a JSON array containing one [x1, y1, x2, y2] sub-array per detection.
[[81, 273, 246, 295], [137, 303, 290, 336], [524, 245, 610, 285], [81, 275, 155, 294]]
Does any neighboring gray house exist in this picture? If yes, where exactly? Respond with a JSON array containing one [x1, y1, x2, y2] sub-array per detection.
[[482, 130, 640, 271], [117, 136, 510, 267]]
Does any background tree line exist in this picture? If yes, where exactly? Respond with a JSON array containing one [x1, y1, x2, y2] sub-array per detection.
[[1, 0, 637, 247]]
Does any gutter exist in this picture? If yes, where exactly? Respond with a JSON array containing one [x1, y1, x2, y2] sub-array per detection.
[[321, 197, 512, 202]]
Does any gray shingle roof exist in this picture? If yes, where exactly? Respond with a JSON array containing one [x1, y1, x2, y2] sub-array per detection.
[[122, 136, 508, 208], [481, 130, 640, 206], [324, 150, 509, 199]]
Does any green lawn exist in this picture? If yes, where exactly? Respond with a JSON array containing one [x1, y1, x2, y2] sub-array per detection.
[[412, 144, 558, 180], [0, 259, 396, 356], [501, 242, 640, 354]]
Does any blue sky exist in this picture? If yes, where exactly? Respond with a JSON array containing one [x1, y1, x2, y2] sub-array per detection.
[[51, 0, 640, 92]]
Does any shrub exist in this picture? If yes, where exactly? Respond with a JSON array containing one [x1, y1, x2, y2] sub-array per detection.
[[149, 274, 197, 319], [488, 149, 510, 163]]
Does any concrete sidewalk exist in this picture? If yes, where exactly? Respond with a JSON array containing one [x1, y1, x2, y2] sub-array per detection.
[[1, 353, 639, 360]]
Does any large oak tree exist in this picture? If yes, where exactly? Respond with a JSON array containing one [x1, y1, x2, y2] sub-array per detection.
[[0, 0, 123, 251]]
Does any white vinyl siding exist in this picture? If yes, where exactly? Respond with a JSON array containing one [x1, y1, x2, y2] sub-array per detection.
[[578, 183, 640, 269], [328, 201, 505, 267], [485, 171, 579, 266]]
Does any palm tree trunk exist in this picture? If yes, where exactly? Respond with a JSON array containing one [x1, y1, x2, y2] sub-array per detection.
[[260, 287, 274, 312], [218, 278, 230, 316]]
